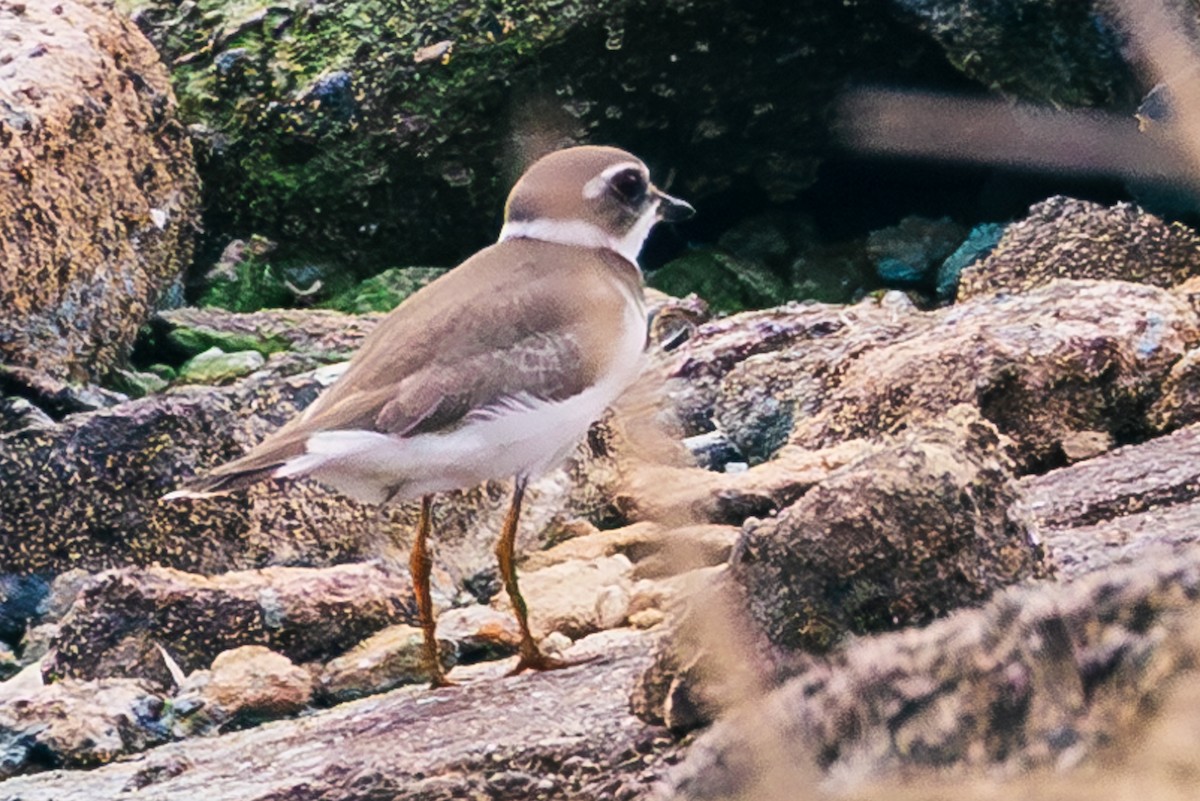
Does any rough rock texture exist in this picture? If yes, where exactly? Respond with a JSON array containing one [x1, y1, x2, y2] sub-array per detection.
[[731, 407, 1046, 653], [317, 624, 454, 702], [1017, 422, 1200, 579], [893, 0, 1137, 106], [0, 0, 199, 384], [0, 357, 621, 580], [665, 290, 930, 439], [154, 306, 381, 362], [115, 0, 938, 282], [662, 550, 1200, 798], [494, 554, 634, 641], [44, 563, 416, 687], [958, 197, 1200, 302], [790, 280, 1200, 472], [0, 630, 670, 801], [196, 646, 314, 724], [0, 676, 169, 779]]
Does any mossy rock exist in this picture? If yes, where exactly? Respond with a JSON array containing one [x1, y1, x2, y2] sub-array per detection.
[[649, 250, 789, 313], [325, 267, 449, 314], [119, 0, 935, 281]]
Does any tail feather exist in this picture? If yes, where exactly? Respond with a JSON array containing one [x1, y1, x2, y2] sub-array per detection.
[[162, 428, 310, 501]]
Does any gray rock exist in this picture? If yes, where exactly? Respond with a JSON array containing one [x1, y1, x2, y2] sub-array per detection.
[[0, 677, 169, 779]]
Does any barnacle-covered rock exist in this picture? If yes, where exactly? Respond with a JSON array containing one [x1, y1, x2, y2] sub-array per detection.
[[0, 0, 199, 384]]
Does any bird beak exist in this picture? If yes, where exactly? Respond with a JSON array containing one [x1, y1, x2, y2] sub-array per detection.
[[654, 189, 696, 222]]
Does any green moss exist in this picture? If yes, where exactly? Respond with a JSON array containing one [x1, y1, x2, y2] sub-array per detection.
[[649, 250, 789, 313], [167, 325, 292, 358], [323, 266, 448, 313]]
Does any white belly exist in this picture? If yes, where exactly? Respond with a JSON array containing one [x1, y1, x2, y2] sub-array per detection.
[[275, 301, 647, 504]]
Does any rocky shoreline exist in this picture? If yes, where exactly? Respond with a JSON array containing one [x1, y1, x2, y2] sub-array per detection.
[[7, 0, 1200, 799]]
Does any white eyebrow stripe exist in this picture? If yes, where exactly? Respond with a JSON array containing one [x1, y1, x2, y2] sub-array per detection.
[[582, 161, 645, 199]]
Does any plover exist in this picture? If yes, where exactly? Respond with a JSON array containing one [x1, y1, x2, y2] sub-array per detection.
[[166, 145, 694, 686]]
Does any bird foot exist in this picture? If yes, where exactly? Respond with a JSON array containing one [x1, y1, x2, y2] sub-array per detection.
[[428, 674, 459, 689], [506, 649, 599, 676]]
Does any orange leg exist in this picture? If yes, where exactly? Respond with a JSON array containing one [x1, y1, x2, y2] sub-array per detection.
[[411, 494, 455, 688], [496, 476, 585, 675]]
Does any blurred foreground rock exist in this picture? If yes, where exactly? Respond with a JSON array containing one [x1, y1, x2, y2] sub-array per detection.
[[0, 0, 199, 385]]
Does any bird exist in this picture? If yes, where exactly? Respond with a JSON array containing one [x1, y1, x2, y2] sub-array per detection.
[[164, 145, 694, 687]]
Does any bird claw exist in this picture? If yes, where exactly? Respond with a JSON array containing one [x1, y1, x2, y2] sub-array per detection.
[[506, 650, 599, 676]]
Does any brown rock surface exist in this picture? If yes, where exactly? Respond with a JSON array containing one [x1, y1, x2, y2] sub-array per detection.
[[958, 197, 1200, 302], [0, 0, 199, 384], [0, 359, 620, 581], [0, 629, 669, 801], [732, 406, 1046, 653], [662, 549, 1200, 798], [790, 280, 1199, 471], [198, 646, 314, 724], [44, 563, 416, 687], [1016, 422, 1200, 579], [317, 624, 454, 702]]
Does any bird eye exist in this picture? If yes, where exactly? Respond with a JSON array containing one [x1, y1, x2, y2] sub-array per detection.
[[610, 168, 646, 203]]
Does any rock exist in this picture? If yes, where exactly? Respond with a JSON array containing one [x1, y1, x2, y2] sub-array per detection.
[[0, 354, 620, 581], [493, 554, 634, 640], [0, 629, 669, 798], [1016, 422, 1200, 579], [661, 549, 1200, 796], [936, 222, 1006, 302], [791, 280, 1200, 472], [958, 197, 1200, 302], [664, 291, 929, 437], [522, 521, 738, 581], [894, 0, 1136, 107], [0, 641, 17, 680], [122, 0, 934, 286], [156, 307, 381, 360], [44, 563, 416, 688], [0, 367, 380, 574], [176, 348, 266, 385], [324, 267, 450, 313], [0, 677, 169, 779], [1149, 346, 1200, 432], [436, 605, 520, 663], [649, 250, 790, 313], [731, 407, 1046, 654], [197, 646, 313, 725], [0, 0, 199, 384], [788, 241, 876, 305], [0, 575, 50, 645], [866, 215, 966, 290], [317, 624, 454, 702]]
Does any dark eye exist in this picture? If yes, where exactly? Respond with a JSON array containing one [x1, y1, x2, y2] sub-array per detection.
[[611, 169, 646, 203]]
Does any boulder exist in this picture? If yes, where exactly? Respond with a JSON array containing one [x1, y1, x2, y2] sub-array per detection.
[[958, 197, 1200, 301], [0, 629, 669, 798], [731, 407, 1046, 654], [118, 0, 939, 284], [662, 549, 1200, 797], [192, 646, 314, 726], [791, 280, 1200, 472], [44, 563, 416, 687], [316, 624, 454, 702], [894, 0, 1137, 107], [0, 0, 199, 384]]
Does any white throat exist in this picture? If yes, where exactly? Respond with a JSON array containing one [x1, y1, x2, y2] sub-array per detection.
[[498, 208, 658, 267]]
